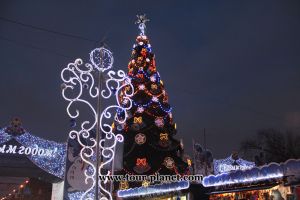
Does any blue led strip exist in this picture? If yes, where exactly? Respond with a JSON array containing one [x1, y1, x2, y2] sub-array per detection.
[[132, 100, 172, 113], [202, 161, 294, 187], [204, 159, 300, 187], [117, 181, 189, 198], [68, 191, 95, 200], [138, 70, 150, 79]]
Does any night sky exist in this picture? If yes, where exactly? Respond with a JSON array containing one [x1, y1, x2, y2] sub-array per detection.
[[0, 1, 300, 158]]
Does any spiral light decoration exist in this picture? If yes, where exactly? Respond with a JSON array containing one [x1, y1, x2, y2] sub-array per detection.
[[61, 47, 133, 200]]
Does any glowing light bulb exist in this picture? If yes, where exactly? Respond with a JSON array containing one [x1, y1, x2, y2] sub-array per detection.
[[150, 75, 156, 82], [152, 97, 159, 102], [138, 84, 145, 90]]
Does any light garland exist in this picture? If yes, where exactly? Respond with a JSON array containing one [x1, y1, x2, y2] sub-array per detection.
[[133, 86, 165, 98], [143, 110, 171, 120], [130, 69, 160, 82], [0, 128, 66, 178], [203, 162, 285, 187], [203, 172, 283, 187], [132, 100, 172, 113], [68, 191, 94, 200], [117, 181, 189, 198], [16, 132, 66, 178]]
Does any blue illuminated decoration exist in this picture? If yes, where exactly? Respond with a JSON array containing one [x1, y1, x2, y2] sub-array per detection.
[[117, 181, 189, 198], [138, 69, 150, 79], [16, 132, 66, 178], [132, 100, 172, 113], [68, 191, 94, 200], [0, 129, 12, 144], [213, 155, 255, 174], [202, 160, 300, 187], [0, 127, 66, 179], [130, 70, 161, 82]]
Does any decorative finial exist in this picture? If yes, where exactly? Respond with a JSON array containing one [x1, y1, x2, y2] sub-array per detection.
[[135, 14, 150, 36]]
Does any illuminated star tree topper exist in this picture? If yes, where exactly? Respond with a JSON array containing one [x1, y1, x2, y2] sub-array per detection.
[[135, 14, 150, 36]]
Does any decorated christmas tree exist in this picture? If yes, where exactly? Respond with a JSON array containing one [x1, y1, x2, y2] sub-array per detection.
[[115, 15, 189, 189]]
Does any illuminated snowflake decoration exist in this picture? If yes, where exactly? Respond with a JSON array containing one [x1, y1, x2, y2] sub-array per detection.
[[155, 117, 164, 128], [150, 75, 156, 82], [136, 106, 144, 113], [152, 96, 159, 102]]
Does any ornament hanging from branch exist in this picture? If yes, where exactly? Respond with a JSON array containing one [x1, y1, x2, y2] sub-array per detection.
[[133, 117, 143, 124], [135, 133, 146, 145], [159, 133, 170, 148], [119, 181, 129, 190], [136, 106, 144, 113], [155, 117, 164, 128], [164, 157, 175, 169], [133, 158, 151, 174]]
